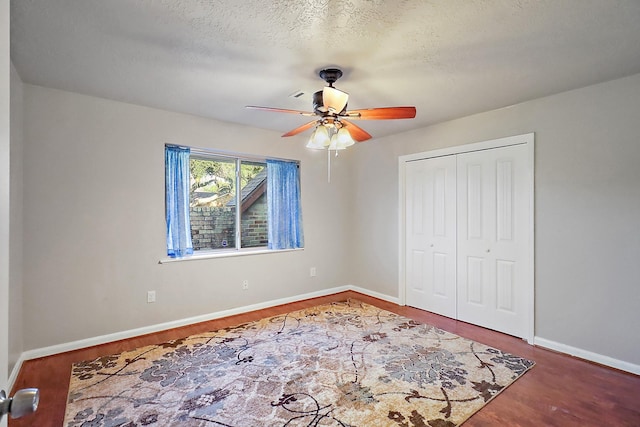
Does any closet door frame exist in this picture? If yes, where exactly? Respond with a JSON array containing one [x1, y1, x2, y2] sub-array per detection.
[[398, 133, 535, 344]]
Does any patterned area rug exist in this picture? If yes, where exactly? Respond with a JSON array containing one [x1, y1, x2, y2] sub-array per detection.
[[63, 300, 534, 426]]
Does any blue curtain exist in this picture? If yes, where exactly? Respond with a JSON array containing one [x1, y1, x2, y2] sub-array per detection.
[[267, 159, 304, 249], [165, 145, 193, 257]]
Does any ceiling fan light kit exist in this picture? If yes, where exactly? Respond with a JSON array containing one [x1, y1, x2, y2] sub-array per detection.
[[306, 119, 355, 150], [246, 68, 416, 152]]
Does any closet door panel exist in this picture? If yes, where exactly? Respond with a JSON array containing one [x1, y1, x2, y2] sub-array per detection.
[[466, 256, 485, 304], [456, 145, 530, 338], [405, 156, 457, 318]]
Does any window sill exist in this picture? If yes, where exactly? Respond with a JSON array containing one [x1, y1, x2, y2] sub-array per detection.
[[159, 247, 303, 264]]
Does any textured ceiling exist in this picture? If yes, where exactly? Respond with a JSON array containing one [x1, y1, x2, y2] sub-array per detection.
[[10, 0, 640, 140]]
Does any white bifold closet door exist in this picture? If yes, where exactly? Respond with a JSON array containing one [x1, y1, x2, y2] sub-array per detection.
[[405, 155, 457, 318], [405, 143, 531, 339], [456, 144, 530, 338]]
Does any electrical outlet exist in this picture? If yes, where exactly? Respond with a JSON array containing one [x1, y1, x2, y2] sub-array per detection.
[[242, 280, 249, 290], [310, 267, 317, 277], [147, 290, 156, 303]]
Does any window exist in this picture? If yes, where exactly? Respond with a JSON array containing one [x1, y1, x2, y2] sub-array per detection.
[[165, 145, 303, 258]]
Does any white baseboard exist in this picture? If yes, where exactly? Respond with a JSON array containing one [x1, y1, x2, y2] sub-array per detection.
[[8, 285, 397, 388], [12, 284, 400, 389], [534, 336, 640, 375], [18, 286, 359, 364], [7, 356, 25, 392], [7, 285, 397, 390], [12, 288, 637, 391], [348, 285, 400, 305]]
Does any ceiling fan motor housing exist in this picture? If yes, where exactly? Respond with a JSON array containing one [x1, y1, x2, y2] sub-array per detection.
[[313, 90, 324, 113], [315, 69, 346, 114], [319, 68, 343, 86]]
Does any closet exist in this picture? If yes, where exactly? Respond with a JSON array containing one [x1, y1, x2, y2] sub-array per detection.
[[403, 134, 533, 341]]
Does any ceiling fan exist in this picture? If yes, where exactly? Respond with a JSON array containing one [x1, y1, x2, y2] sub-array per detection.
[[246, 68, 416, 150]]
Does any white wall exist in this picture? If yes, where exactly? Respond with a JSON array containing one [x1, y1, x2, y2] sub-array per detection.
[[9, 63, 24, 374], [21, 84, 354, 350], [0, 0, 9, 400], [350, 73, 640, 368]]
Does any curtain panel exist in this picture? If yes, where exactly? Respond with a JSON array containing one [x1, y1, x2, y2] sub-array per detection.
[[165, 145, 193, 257], [266, 159, 304, 250]]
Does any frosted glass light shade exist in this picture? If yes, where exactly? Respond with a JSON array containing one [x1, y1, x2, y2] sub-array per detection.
[[306, 125, 331, 149], [328, 127, 355, 150]]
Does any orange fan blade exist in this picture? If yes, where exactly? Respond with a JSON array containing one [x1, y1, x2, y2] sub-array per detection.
[[282, 120, 318, 137], [341, 119, 372, 142], [246, 106, 316, 116], [344, 106, 416, 120]]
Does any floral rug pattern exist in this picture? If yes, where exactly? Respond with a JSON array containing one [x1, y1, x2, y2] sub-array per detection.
[[64, 300, 534, 426]]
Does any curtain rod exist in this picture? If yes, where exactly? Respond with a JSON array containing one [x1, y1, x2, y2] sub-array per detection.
[[166, 143, 299, 164]]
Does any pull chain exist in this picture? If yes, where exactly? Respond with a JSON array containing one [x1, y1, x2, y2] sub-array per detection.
[[327, 148, 331, 183]]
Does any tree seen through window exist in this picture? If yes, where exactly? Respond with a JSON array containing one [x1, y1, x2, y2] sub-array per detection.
[[189, 156, 267, 250]]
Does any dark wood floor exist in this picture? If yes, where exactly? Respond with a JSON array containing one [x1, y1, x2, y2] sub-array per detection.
[[10, 291, 640, 426]]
